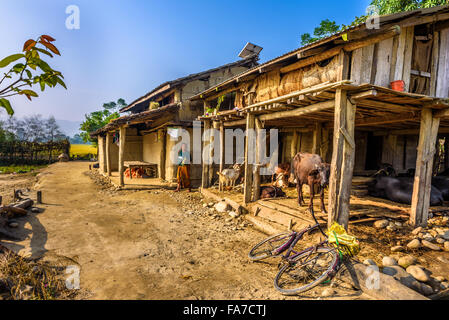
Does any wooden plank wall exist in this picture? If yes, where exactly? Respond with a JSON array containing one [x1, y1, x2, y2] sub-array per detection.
[[350, 26, 415, 88], [436, 28, 449, 98]]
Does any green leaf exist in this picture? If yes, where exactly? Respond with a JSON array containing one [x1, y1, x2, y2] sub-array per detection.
[[20, 89, 39, 97], [34, 48, 53, 58], [0, 98, 14, 116], [0, 54, 25, 68], [55, 77, 67, 89], [40, 79, 45, 91], [37, 59, 52, 73]]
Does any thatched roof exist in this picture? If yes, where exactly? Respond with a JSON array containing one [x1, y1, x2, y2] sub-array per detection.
[[190, 4, 449, 101]]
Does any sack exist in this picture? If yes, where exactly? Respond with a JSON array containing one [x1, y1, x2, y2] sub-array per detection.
[[327, 222, 360, 257]]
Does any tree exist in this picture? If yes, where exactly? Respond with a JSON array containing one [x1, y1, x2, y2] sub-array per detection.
[[45, 116, 66, 142], [80, 99, 127, 145], [0, 35, 66, 116], [300, 0, 449, 45], [301, 19, 341, 45]]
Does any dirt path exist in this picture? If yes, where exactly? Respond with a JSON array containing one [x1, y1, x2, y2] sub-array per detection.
[[1, 162, 367, 300]]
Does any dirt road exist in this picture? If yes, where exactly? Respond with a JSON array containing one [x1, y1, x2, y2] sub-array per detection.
[[2, 162, 366, 300]]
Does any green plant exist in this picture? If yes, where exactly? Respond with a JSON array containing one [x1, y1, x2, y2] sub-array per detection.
[[0, 35, 66, 116]]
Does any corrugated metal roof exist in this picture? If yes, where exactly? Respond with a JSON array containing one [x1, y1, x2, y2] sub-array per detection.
[[120, 55, 259, 113]]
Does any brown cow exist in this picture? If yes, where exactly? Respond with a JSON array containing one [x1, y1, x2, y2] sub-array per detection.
[[291, 152, 330, 214]]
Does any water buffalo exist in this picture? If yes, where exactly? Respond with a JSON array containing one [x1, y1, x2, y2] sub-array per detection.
[[260, 186, 286, 199], [291, 152, 331, 214], [368, 176, 444, 206], [431, 176, 449, 201]]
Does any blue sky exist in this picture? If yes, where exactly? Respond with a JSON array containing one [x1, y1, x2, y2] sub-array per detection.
[[0, 0, 370, 127]]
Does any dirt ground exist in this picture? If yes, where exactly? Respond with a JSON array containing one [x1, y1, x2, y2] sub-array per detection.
[[0, 162, 370, 300]]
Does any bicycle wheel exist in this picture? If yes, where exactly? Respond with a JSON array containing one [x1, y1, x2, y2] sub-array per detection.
[[248, 232, 293, 261], [274, 246, 338, 295]]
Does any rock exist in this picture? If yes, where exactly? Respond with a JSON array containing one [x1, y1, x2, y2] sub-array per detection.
[[321, 288, 336, 297], [382, 256, 397, 267], [8, 222, 19, 228], [412, 227, 423, 235], [228, 211, 239, 218], [434, 276, 445, 282], [398, 255, 417, 269], [436, 237, 446, 244], [422, 240, 441, 251], [441, 231, 449, 241], [31, 207, 40, 213], [214, 201, 230, 213], [202, 203, 208, 208], [374, 219, 389, 229], [391, 246, 405, 253], [429, 230, 438, 237], [382, 266, 433, 295], [441, 282, 449, 290], [208, 202, 215, 207], [406, 266, 430, 282], [363, 259, 377, 266], [444, 241, 449, 251], [395, 222, 403, 227], [386, 225, 396, 231], [407, 239, 421, 249]]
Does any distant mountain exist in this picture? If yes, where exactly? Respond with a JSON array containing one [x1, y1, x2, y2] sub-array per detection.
[[56, 119, 82, 137]]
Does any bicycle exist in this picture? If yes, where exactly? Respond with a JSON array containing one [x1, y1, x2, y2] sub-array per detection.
[[248, 214, 358, 295]]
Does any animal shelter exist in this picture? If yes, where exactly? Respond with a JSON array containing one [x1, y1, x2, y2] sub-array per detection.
[[193, 6, 449, 229]]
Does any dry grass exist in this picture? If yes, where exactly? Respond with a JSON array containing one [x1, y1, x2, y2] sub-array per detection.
[[0, 248, 76, 300]]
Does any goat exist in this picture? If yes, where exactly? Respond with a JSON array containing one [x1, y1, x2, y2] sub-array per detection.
[[217, 163, 243, 192]]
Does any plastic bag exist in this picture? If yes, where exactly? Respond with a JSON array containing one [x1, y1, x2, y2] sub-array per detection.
[[327, 222, 360, 257]]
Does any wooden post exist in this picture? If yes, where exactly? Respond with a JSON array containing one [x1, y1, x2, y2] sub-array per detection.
[[244, 113, 255, 204], [159, 129, 166, 180], [321, 127, 330, 162], [37, 191, 42, 204], [253, 117, 263, 202], [106, 133, 112, 176], [411, 108, 440, 227], [328, 90, 356, 230], [208, 122, 219, 187], [382, 134, 398, 165], [218, 122, 225, 191], [201, 120, 211, 189], [98, 136, 106, 173], [312, 122, 322, 155], [118, 126, 126, 187], [291, 130, 299, 160]]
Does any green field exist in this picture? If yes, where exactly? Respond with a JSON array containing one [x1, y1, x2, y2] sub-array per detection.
[[70, 144, 98, 157], [0, 165, 46, 174]]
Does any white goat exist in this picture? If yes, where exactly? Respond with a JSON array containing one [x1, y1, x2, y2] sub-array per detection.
[[217, 163, 243, 192]]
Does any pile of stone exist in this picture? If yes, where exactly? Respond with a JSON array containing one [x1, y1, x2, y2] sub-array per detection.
[[364, 255, 449, 296]]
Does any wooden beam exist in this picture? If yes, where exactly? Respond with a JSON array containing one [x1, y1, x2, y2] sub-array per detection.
[[258, 100, 334, 122], [356, 114, 416, 127], [328, 90, 356, 230], [434, 108, 449, 118], [244, 113, 255, 204], [253, 117, 263, 202], [281, 26, 401, 74], [105, 133, 112, 176], [355, 99, 419, 113], [118, 126, 126, 187], [410, 108, 440, 227], [373, 127, 449, 136], [223, 119, 246, 127]]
